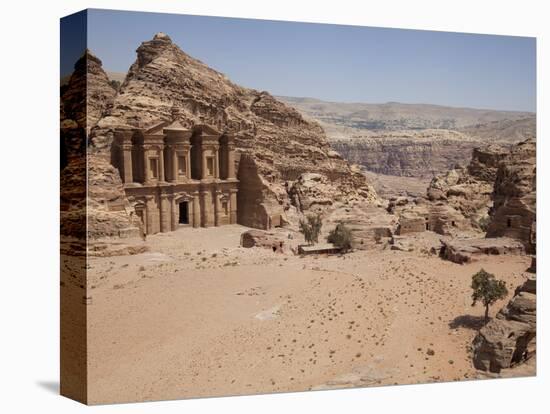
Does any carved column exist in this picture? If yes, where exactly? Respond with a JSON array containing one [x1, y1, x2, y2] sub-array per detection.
[[214, 190, 222, 226], [121, 145, 133, 183], [145, 195, 154, 235], [160, 194, 169, 233], [201, 148, 208, 179], [186, 148, 191, 179], [201, 190, 212, 227], [143, 147, 150, 184], [214, 145, 220, 178], [171, 147, 178, 182], [227, 144, 236, 179], [192, 192, 201, 228], [229, 188, 238, 224], [170, 196, 178, 231], [159, 148, 165, 182]]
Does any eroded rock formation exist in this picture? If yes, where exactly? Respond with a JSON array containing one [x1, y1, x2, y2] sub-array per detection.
[[426, 144, 510, 229]]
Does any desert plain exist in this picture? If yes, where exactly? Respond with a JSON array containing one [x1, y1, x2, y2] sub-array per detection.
[[71, 225, 532, 403]]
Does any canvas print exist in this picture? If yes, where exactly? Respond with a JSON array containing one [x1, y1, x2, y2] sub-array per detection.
[[60, 9, 536, 405]]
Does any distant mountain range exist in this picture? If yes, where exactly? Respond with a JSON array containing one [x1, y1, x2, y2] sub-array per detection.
[[277, 96, 535, 140], [277, 96, 535, 177]]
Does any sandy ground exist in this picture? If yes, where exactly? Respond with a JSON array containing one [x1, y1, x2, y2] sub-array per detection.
[[84, 225, 533, 404]]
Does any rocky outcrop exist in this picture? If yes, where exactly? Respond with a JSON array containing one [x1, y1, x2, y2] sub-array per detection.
[[60, 155, 141, 240], [61, 49, 117, 139], [330, 130, 480, 178], [426, 144, 509, 229], [85, 51, 118, 132], [472, 274, 536, 373], [287, 172, 377, 214], [486, 139, 536, 253], [439, 237, 524, 264], [88, 33, 378, 234]]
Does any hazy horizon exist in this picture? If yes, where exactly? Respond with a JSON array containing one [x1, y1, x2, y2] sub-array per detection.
[[63, 9, 536, 112]]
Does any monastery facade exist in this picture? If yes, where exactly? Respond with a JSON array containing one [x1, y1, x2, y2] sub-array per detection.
[[112, 122, 239, 235]]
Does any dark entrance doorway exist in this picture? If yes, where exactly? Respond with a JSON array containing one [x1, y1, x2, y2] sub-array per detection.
[[179, 201, 189, 224]]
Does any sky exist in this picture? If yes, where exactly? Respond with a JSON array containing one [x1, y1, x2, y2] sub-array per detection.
[[62, 9, 536, 112]]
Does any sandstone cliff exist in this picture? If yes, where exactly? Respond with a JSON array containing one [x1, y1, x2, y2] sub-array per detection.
[[90, 33, 378, 231], [60, 49, 139, 240], [331, 130, 480, 177], [486, 138, 536, 253], [425, 144, 510, 229]]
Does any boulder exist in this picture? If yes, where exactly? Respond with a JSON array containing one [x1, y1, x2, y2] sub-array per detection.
[[472, 318, 535, 373], [240, 229, 287, 253], [439, 237, 524, 264]]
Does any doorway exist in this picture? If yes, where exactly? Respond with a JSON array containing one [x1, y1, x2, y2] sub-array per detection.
[[179, 201, 189, 224]]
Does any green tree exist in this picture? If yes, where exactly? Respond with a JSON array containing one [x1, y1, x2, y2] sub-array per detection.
[[109, 79, 121, 91], [477, 215, 491, 232], [471, 269, 508, 323], [299, 214, 323, 245], [327, 222, 353, 252]]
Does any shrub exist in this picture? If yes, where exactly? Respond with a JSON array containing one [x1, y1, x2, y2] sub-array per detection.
[[299, 213, 323, 245], [327, 222, 353, 252], [109, 79, 121, 91]]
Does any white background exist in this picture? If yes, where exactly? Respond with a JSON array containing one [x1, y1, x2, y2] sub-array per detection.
[[0, 0, 547, 412]]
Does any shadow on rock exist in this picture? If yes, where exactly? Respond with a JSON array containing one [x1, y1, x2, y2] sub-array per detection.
[[449, 315, 487, 330]]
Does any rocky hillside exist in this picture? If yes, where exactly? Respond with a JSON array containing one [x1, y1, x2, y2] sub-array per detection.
[[279, 96, 535, 178], [278, 97, 533, 131], [87, 33, 378, 233]]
